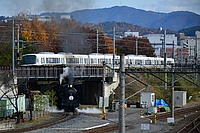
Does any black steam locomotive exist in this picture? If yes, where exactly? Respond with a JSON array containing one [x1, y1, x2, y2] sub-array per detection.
[[57, 84, 80, 113]]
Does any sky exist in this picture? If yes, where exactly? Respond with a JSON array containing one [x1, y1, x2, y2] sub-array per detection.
[[0, 0, 200, 17]]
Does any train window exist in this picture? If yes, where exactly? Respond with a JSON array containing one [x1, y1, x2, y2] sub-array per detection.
[[46, 58, 60, 63], [61, 58, 64, 64], [98, 59, 102, 64], [145, 60, 151, 65], [74, 58, 79, 63], [80, 58, 83, 64], [84, 58, 88, 64], [41, 58, 45, 63], [100, 59, 104, 64], [46, 58, 49, 63], [154, 60, 156, 65], [161, 61, 164, 65], [105, 59, 109, 64], [135, 60, 142, 65], [91, 58, 97, 64], [125, 59, 129, 64], [66, 58, 74, 63], [22, 55, 37, 64]]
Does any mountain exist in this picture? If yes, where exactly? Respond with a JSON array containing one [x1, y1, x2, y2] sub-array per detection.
[[41, 6, 200, 31], [178, 26, 200, 36]]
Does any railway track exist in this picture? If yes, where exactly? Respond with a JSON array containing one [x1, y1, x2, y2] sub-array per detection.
[[1, 112, 76, 133], [1, 105, 199, 133], [147, 105, 200, 120], [83, 123, 118, 133], [177, 113, 200, 133], [84, 105, 200, 133]]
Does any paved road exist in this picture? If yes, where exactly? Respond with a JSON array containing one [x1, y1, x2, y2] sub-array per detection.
[[87, 107, 172, 133]]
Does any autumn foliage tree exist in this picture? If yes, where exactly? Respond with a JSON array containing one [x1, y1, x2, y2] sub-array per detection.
[[102, 35, 114, 53], [21, 17, 58, 52]]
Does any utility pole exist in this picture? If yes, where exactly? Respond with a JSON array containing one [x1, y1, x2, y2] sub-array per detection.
[[172, 41, 174, 59], [113, 27, 115, 72], [163, 30, 167, 90], [119, 54, 125, 133], [12, 17, 15, 73], [17, 24, 20, 64], [97, 30, 99, 54], [171, 64, 174, 119], [101, 61, 106, 120], [136, 38, 138, 55]]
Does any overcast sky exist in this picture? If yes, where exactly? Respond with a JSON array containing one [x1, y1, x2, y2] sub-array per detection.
[[0, 0, 200, 17]]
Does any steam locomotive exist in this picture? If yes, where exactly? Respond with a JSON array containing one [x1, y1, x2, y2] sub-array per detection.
[[57, 84, 80, 113]]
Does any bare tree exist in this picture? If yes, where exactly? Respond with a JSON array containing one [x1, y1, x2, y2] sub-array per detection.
[[0, 72, 22, 123]]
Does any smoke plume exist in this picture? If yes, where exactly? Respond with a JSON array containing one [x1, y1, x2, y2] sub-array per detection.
[[60, 67, 74, 85], [8, 0, 95, 16], [59, 67, 70, 84], [41, 0, 95, 13]]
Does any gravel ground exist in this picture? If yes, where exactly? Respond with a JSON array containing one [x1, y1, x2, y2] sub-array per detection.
[[4, 102, 200, 133], [22, 113, 116, 133]]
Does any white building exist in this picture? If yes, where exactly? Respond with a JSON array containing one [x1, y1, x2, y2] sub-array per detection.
[[60, 15, 71, 20], [143, 34, 177, 57], [124, 31, 139, 37], [179, 31, 200, 59], [38, 16, 51, 22]]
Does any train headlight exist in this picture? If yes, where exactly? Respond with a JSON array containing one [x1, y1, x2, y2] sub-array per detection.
[[69, 95, 74, 100]]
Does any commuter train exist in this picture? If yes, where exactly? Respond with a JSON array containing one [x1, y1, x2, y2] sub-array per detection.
[[56, 84, 80, 113], [21, 52, 174, 67]]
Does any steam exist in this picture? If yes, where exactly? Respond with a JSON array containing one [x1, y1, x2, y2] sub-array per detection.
[[77, 107, 102, 114], [60, 67, 70, 84], [41, 0, 95, 13], [8, 0, 95, 16], [49, 106, 64, 112]]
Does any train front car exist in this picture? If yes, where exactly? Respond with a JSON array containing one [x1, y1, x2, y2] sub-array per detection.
[[57, 84, 80, 113]]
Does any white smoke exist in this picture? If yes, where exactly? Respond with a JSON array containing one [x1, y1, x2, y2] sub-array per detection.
[[49, 106, 64, 112], [60, 67, 70, 84], [41, 0, 95, 13], [77, 107, 102, 114]]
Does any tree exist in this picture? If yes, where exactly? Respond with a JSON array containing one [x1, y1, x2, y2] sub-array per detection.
[[0, 72, 22, 123], [21, 17, 49, 52], [32, 93, 49, 111], [0, 44, 12, 66], [44, 89, 58, 107], [103, 35, 114, 54]]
